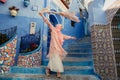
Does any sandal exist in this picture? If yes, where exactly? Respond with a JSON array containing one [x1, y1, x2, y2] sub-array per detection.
[[46, 68, 50, 76], [57, 73, 61, 78]]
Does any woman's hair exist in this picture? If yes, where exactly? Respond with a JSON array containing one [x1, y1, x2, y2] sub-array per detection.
[[55, 24, 63, 30], [55, 24, 62, 28]]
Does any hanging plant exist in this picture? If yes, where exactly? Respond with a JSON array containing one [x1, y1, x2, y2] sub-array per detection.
[[24, 0, 30, 7], [8, 6, 19, 17]]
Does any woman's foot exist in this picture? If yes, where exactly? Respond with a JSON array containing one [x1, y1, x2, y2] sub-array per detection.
[[57, 72, 61, 78], [46, 68, 50, 76]]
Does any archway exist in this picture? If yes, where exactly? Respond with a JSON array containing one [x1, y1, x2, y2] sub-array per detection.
[[47, 11, 62, 54]]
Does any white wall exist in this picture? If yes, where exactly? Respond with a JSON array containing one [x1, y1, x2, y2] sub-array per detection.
[[103, 0, 117, 10]]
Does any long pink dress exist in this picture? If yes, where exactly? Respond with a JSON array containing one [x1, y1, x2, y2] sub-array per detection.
[[47, 26, 68, 59], [47, 26, 73, 72], [44, 17, 72, 72]]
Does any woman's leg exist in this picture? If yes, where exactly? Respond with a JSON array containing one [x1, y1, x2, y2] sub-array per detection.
[[47, 53, 64, 78], [57, 72, 61, 78], [46, 67, 50, 76]]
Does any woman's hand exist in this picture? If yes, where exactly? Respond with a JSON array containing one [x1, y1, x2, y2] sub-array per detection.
[[71, 37, 76, 39], [39, 12, 43, 16]]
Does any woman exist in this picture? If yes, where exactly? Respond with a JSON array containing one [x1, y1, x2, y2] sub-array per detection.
[[39, 8, 76, 78]]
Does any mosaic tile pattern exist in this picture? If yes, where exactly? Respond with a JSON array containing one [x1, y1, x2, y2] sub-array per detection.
[[91, 2, 120, 79], [91, 24, 117, 80], [0, 36, 17, 74], [17, 51, 41, 67]]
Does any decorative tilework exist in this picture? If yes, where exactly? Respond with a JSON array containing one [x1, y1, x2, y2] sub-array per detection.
[[91, 24, 117, 80], [17, 51, 41, 67], [0, 36, 17, 74], [90, 3, 120, 79]]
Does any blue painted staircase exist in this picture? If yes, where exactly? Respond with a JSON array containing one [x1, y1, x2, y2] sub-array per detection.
[[0, 37, 101, 80]]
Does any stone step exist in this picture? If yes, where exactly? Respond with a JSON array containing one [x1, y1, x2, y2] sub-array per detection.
[[64, 44, 91, 47], [50, 45, 92, 50], [0, 74, 100, 80], [42, 60, 93, 66], [66, 52, 91, 54], [9, 66, 94, 75], [67, 53, 92, 58], [66, 49, 92, 53], [47, 45, 92, 50], [64, 57, 92, 62], [65, 46, 91, 49], [76, 39, 91, 43], [11, 66, 93, 70]]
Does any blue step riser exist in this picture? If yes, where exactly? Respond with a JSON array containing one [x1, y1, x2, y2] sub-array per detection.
[[0, 78, 44, 80], [51, 47, 92, 50], [65, 48, 91, 51], [10, 67, 94, 75], [63, 44, 92, 48], [67, 54, 92, 58], [42, 61, 93, 66], [67, 43, 91, 45], [66, 50, 91, 53], [68, 45, 91, 47], [65, 48, 92, 51]]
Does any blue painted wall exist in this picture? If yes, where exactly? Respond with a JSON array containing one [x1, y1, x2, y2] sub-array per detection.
[[62, 0, 85, 39], [0, 0, 44, 65], [0, 0, 44, 18], [0, 0, 109, 62], [1, 0, 107, 62]]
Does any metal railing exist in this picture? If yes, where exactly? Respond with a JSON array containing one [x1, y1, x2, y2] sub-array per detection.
[[20, 30, 41, 53], [0, 26, 17, 45]]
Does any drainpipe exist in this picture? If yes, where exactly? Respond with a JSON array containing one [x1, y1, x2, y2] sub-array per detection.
[[42, 0, 50, 63]]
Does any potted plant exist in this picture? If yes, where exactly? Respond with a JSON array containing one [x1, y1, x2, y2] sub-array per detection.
[[9, 6, 19, 17]]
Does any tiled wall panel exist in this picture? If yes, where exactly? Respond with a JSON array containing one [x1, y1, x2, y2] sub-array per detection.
[[91, 24, 117, 80]]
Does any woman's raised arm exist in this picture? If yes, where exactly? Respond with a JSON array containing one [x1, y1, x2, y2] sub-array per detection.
[[39, 12, 53, 30]]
